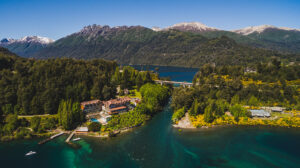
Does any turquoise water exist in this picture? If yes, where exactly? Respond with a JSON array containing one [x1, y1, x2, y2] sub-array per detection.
[[0, 66, 299, 168], [0, 104, 300, 168], [90, 118, 99, 123]]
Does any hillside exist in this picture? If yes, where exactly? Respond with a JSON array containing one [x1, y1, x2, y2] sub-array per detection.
[[200, 26, 300, 53], [34, 25, 299, 67], [0, 46, 118, 115]]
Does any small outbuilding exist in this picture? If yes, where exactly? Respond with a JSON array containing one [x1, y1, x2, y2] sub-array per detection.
[[270, 107, 284, 113], [75, 127, 89, 133]]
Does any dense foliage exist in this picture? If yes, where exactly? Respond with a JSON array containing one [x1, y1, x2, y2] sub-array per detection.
[[172, 59, 300, 123], [34, 26, 299, 67], [58, 100, 84, 130], [112, 66, 156, 91], [172, 107, 185, 122], [0, 49, 117, 116], [201, 29, 300, 54], [88, 122, 102, 132], [107, 83, 171, 130]]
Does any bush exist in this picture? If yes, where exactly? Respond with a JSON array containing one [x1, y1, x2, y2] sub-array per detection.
[[15, 127, 31, 139], [230, 104, 250, 121], [204, 104, 215, 123], [30, 116, 41, 132], [88, 122, 101, 132], [172, 107, 185, 122], [44, 117, 58, 130]]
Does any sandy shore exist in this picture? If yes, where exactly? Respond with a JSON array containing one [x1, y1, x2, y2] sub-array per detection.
[[173, 113, 196, 129]]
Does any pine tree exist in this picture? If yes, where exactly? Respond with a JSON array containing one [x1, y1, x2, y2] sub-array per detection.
[[204, 103, 214, 123], [189, 99, 199, 116], [136, 73, 143, 91]]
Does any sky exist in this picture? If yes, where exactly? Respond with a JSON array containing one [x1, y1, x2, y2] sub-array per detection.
[[0, 0, 300, 40]]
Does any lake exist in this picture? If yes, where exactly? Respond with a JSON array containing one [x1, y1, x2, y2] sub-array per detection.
[[130, 65, 199, 82], [0, 66, 299, 168]]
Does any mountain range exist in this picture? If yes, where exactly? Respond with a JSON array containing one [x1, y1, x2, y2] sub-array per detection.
[[1, 22, 300, 67], [0, 36, 54, 57]]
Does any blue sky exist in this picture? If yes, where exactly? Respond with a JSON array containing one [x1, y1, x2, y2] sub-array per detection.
[[1, 0, 300, 40]]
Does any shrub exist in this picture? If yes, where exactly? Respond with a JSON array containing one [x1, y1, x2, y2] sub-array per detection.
[[172, 107, 185, 122], [30, 116, 41, 132], [88, 122, 102, 132]]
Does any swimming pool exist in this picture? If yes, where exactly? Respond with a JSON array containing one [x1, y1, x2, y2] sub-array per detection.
[[90, 118, 99, 123]]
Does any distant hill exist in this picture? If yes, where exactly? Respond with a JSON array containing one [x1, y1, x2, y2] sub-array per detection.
[[0, 36, 54, 57], [198, 25, 300, 53], [34, 24, 299, 67]]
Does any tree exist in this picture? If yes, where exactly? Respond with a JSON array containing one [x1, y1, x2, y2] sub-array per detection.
[[0, 107, 3, 124], [231, 95, 240, 105], [3, 114, 19, 134], [30, 116, 41, 132], [121, 68, 130, 89], [136, 73, 143, 90], [88, 122, 101, 132], [248, 96, 259, 107], [172, 107, 185, 122], [91, 81, 102, 100], [112, 67, 121, 84], [44, 117, 57, 130], [102, 85, 112, 100], [2, 104, 13, 115], [144, 71, 152, 84], [215, 99, 228, 116], [58, 100, 84, 130], [189, 99, 200, 116], [230, 104, 249, 121], [272, 58, 281, 70], [204, 103, 214, 123]]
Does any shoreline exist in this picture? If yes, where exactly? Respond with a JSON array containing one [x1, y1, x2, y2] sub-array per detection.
[[173, 121, 300, 129], [173, 113, 195, 129], [172, 113, 300, 129]]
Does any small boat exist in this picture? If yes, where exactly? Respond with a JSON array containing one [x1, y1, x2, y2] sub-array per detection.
[[25, 151, 36, 156], [72, 138, 81, 141]]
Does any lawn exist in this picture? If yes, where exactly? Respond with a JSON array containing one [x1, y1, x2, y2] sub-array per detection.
[[271, 112, 292, 118]]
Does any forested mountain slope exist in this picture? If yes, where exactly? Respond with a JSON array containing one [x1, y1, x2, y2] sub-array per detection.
[[34, 25, 299, 67]]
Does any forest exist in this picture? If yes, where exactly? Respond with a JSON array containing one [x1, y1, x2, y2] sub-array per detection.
[[34, 26, 300, 67], [172, 59, 300, 126], [0, 47, 168, 140]]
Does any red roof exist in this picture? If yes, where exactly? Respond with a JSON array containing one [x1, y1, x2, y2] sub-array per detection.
[[103, 97, 131, 107], [81, 100, 101, 106], [109, 106, 127, 111], [108, 106, 127, 114]]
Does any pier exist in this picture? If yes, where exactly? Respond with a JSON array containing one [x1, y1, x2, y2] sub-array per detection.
[[38, 132, 64, 145], [65, 131, 76, 143]]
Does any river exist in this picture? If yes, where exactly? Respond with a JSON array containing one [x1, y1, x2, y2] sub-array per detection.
[[0, 66, 299, 168]]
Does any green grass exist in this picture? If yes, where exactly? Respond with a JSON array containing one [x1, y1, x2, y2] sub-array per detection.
[[271, 112, 292, 118], [119, 88, 142, 99]]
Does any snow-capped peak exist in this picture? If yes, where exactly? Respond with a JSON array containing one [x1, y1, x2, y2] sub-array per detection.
[[0, 36, 54, 45], [151, 27, 162, 32], [20, 36, 54, 44], [233, 25, 300, 35], [164, 22, 218, 32]]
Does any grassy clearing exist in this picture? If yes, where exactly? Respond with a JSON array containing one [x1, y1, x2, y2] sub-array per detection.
[[271, 112, 292, 118]]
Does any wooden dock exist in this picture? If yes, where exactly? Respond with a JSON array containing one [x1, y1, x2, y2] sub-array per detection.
[[38, 132, 64, 145], [65, 131, 76, 143]]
